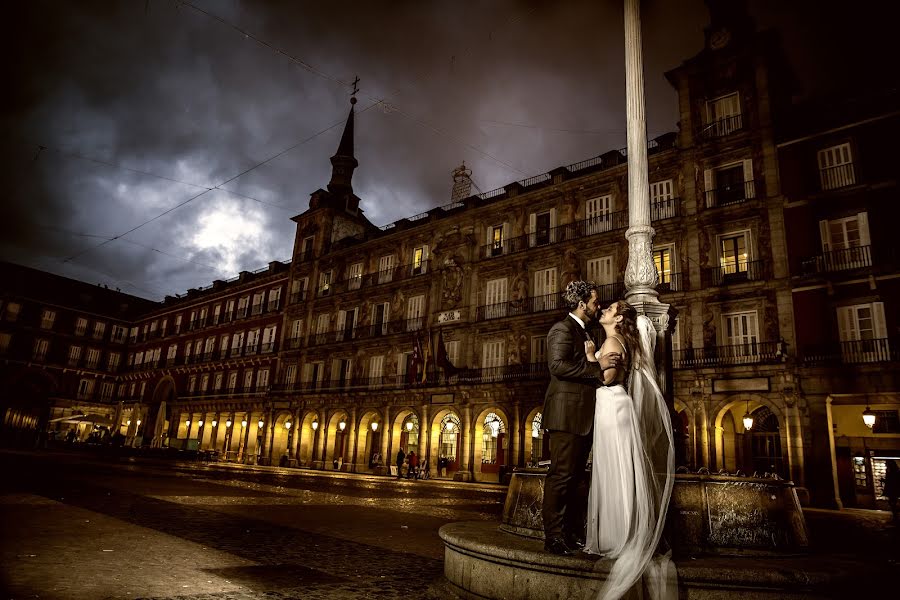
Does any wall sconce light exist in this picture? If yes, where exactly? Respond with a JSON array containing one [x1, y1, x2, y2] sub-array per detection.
[[198, 420, 204, 427], [241, 419, 247, 428], [312, 420, 319, 431], [225, 420, 232, 428], [742, 401, 754, 431], [126, 419, 131, 426], [371, 422, 378, 432], [285, 421, 292, 430], [445, 420, 454, 431], [258, 419, 265, 429], [136, 419, 141, 426], [862, 406, 876, 429], [211, 420, 218, 427], [339, 420, 346, 431], [185, 420, 191, 427], [407, 421, 415, 432]]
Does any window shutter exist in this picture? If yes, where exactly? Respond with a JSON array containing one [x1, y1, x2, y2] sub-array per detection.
[[336, 311, 347, 341], [549, 208, 558, 243], [529, 213, 536, 246], [857, 212, 871, 247], [836, 306, 857, 342], [502, 222, 510, 244], [486, 226, 493, 247], [872, 302, 887, 339], [818, 220, 831, 252], [704, 169, 714, 207], [742, 159, 754, 199]]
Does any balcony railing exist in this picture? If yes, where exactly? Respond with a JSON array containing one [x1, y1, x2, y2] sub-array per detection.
[[801, 337, 897, 365], [673, 341, 785, 369], [651, 198, 680, 221], [270, 362, 550, 394], [700, 114, 744, 139], [704, 259, 767, 286], [800, 245, 872, 275], [704, 179, 757, 208], [289, 290, 308, 304], [475, 283, 625, 322], [657, 273, 683, 293], [819, 163, 855, 191], [481, 211, 629, 259], [286, 336, 303, 350]]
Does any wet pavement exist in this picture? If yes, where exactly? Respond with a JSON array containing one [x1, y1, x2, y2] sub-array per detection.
[[0, 449, 505, 599], [1, 448, 897, 599]]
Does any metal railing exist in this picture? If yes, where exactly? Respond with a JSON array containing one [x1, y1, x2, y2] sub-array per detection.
[[475, 283, 625, 322], [480, 210, 628, 259], [819, 163, 855, 191], [704, 179, 757, 208], [673, 341, 785, 369], [704, 259, 767, 286], [801, 337, 897, 365], [800, 245, 872, 275], [701, 114, 744, 138], [657, 273, 683, 293], [650, 198, 680, 221], [289, 290, 307, 304]]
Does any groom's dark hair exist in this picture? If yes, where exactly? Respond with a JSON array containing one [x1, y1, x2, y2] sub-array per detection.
[[563, 280, 598, 310]]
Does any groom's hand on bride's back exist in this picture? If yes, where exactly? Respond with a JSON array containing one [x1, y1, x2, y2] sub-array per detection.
[[599, 352, 622, 370]]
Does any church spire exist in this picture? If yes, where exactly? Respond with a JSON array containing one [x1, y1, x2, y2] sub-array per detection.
[[328, 77, 359, 194]]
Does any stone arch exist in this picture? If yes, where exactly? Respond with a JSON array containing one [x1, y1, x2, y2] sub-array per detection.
[[297, 410, 321, 467], [390, 407, 422, 466], [712, 394, 788, 476], [269, 410, 294, 461], [323, 410, 351, 470], [523, 406, 548, 467], [429, 408, 461, 477], [472, 405, 512, 482], [355, 409, 383, 472], [672, 398, 694, 469]]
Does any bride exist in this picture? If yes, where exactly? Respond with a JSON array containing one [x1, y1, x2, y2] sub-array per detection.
[[583, 300, 676, 600]]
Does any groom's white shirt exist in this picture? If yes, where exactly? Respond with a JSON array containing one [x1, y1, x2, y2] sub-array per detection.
[[568, 312, 586, 330]]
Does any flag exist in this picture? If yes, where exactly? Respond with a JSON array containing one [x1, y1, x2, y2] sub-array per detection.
[[437, 328, 459, 376], [421, 329, 433, 383], [409, 332, 424, 385]]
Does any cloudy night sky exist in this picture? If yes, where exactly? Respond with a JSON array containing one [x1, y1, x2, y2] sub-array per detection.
[[2, 1, 893, 301]]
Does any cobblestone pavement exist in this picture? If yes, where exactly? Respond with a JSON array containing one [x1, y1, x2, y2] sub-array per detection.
[[0, 449, 505, 599], [2, 449, 898, 600]]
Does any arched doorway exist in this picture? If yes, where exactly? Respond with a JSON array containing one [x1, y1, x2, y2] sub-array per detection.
[[479, 411, 506, 476], [324, 412, 349, 470], [356, 410, 381, 471], [526, 410, 550, 467], [438, 413, 461, 476], [745, 407, 785, 477], [400, 413, 419, 454], [298, 412, 320, 467], [269, 411, 293, 463]]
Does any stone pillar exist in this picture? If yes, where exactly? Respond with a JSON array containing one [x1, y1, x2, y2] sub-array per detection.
[[380, 405, 391, 460], [511, 401, 522, 469], [419, 404, 430, 473], [623, 0, 658, 306], [343, 406, 358, 472], [454, 405, 475, 482], [823, 397, 843, 509]]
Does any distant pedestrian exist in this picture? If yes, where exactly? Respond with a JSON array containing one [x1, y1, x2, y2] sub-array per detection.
[[438, 454, 448, 478], [396, 448, 405, 479], [66, 429, 76, 444], [407, 450, 419, 480]]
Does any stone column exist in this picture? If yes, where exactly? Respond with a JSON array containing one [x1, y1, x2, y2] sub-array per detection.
[[264, 407, 275, 464], [419, 403, 430, 472], [343, 406, 358, 472], [623, 0, 658, 305], [511, 401, 521, 469], [454, 405, 475, 482], [380, 405, 391, 460]]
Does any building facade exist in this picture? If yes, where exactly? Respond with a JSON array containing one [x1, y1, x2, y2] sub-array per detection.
[[2, 11, 897, 506]]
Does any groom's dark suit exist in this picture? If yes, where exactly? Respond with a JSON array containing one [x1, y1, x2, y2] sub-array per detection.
[[542, 314, 604, 546]]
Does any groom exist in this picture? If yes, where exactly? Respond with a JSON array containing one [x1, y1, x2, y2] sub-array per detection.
[[541, 280, 619, 555]]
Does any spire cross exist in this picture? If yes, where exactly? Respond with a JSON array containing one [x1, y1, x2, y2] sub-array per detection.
[[351, 76, 360, 97]]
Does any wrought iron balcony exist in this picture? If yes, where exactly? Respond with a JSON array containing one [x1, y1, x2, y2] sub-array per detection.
[[480, 211, 629, 259], [799, 245, 872, 275], [657, 273, 683, 294], [819, 163, 855, 191], [286, 336, 303, 350], [673, 341, 785, 369], [289, 290, 308, 304], [704, 260, 767, 286], [704, 179, 757, 208], [800, 337, 897, 365], [651, 198, 680, 221], [700, 114, 744, 139]]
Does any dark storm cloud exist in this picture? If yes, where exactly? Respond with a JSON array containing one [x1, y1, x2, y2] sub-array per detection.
[[2, 0, 895, 300]]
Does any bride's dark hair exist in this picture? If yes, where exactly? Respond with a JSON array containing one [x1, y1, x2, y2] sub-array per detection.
[[613, 300, 641, 369]]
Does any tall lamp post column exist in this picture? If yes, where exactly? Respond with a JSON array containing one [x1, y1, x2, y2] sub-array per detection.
[[623, 0, 676, 399]]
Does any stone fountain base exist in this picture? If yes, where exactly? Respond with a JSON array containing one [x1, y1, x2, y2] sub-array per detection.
[[437, 469, 872, 599]]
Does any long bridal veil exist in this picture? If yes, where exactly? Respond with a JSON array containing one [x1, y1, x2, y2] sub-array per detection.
[[597, 315, 677, 600]]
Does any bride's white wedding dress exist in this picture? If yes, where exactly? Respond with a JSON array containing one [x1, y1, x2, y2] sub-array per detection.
[[584, 316, 677, 600]]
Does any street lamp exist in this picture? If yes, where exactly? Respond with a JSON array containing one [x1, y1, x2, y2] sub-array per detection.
[[742, 401, 754, 431], [862, 406, 876, 429]]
